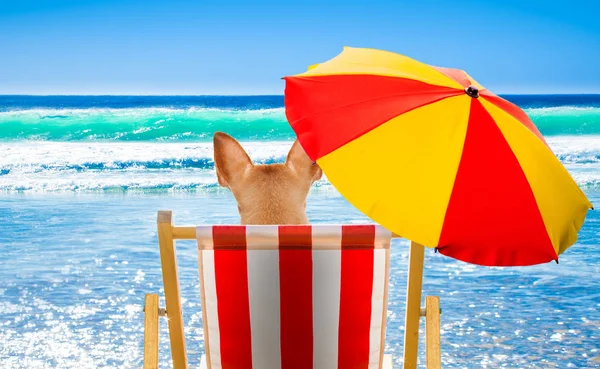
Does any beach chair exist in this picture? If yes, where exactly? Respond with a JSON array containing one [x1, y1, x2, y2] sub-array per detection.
[[143, 211, 442, 369]]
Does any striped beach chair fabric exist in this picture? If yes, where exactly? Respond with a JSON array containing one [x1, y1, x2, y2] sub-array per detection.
[[196, 224, 394, 369]]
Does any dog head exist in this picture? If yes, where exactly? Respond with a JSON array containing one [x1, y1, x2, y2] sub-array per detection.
[[213, 132, 322, 224]]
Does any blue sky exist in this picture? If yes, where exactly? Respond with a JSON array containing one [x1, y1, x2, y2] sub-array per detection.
[[0, 0, 599, 95]]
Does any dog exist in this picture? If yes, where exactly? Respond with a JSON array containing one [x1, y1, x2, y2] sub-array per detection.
[[213, 131, 322, 225]]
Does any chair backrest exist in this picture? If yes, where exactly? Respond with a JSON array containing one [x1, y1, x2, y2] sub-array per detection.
[[196, 224, 392, 369]]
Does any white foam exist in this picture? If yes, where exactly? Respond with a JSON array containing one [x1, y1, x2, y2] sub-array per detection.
[[0, 107, 285, 117], [547, 136, 600, 163], [525, 106, 600, 114], [1, 137, 598, 192], [546, 135, 600, 153], [0, 141, 298, 192]]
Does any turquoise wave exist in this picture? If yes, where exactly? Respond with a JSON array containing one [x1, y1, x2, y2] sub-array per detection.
[[526, 107, 600, 136], [0, 106, 599, 141], [0, 108, 291, 141]]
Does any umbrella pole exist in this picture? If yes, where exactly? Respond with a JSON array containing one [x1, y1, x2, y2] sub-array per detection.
[[403, 241, 425, 369]]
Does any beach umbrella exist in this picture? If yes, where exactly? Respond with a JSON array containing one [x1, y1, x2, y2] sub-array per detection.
[[283, 46, 594, 368], [283, 46, 593, 267]]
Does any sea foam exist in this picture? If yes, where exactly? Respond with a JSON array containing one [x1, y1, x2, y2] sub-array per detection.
[[1, 137, 598, 192]]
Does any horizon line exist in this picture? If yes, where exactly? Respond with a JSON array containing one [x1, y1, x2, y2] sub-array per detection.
[[2, 93, 600, 97]]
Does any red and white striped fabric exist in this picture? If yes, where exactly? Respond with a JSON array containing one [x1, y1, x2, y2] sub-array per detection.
[[196, 224, 392, 369]]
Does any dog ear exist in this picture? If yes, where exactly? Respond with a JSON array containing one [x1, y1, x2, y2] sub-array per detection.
[[286, 140, 323, 183], [213, 132, 253, 188]]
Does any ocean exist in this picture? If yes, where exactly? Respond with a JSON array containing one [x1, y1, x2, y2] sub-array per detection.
[[0, 95, 599, 368]]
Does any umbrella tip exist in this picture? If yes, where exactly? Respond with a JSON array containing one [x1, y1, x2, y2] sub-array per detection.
[[555, 258, 559, 264], [465, 85, 480, 98], [434, 247, 439, 254]]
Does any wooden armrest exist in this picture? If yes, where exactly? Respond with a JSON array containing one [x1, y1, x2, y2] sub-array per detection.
[[144, 294, 160, 369]]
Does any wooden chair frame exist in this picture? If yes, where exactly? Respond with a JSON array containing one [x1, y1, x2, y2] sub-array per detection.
[[143, 210, 442, 369]]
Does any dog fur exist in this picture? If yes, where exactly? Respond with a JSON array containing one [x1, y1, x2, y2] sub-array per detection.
[[213, 132, 322, 225]]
